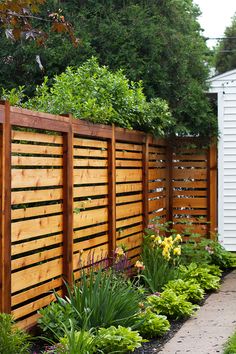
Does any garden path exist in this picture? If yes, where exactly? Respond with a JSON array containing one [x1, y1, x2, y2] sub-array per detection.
[[158, 270, 236, 354]]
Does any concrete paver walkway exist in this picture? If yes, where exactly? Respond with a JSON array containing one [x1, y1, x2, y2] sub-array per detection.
[[159, 270, 236, 354]]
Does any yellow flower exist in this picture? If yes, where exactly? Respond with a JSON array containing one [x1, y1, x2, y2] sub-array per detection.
[[154, 235, 162, 245], [162, 246, 171, 260], [135, 260, 145, 271], [173, 246, 181, 256], [115, 247, 125, 257], [150, 234, 156, 239], [174, 234, 182, 243]]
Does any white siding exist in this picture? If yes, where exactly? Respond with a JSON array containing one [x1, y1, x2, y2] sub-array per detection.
[[209, 70, 236, 251]]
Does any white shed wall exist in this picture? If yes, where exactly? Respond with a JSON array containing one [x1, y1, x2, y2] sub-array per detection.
[[209, 70, 236, 251]]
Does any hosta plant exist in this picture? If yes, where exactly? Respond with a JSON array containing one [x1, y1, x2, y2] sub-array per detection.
[[179, 263, 221, 291], [135, 309, 170, 339], [163, 279, 205, 303], [147, 289, 199, 320], [95, 325, 145, 353]]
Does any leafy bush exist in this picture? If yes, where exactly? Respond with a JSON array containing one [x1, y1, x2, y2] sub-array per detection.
[[0, 313, 31, 354], [135, 310, 170, 339], [95, 325, 145, 353], [163, 279, 205, 303], [139, 229, 182, 292], [179, 263, 221, 291], [39, 268, 143, 337], [24, 57, 173, 136], [147, 290, 199, 320], [38, 301, 76, 339]]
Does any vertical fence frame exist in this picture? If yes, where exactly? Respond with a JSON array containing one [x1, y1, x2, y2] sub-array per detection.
[[142, 135, 150, 229], [208, 141, 217, 238], [0, 101, 12, 313], [108, 125, 116, 260], [62, 115, 74, 290]]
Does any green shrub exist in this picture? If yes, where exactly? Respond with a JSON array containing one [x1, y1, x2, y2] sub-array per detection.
[[58, 324, 96, 354], [163, 279, 205, 303], [95, 325, 145, 353], [223, 330, 236, 354], [24, 57, 173, 136], [38, 301, 76, 339], [147, 289, 199, 320], [39, 268, 143, 337], [0, 313, 31, 354], [135, 310, 170, 339], [179, 263, 221, 291]]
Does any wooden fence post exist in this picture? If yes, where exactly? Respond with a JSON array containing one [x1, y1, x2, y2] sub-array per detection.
[[142, 135, 149, 229], [166, 143, 173, 224], [62, 115, 74, 290], [108, 124, 116, 260], [0, 101, 12, 313], [208, 141, 217, 239]]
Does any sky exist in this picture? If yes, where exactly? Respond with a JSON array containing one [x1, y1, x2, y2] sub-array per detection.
[[193, 0, 236, 47]]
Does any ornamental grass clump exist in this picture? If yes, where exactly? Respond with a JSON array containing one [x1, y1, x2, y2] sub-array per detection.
[[39, 267, 144, 338], [147, 289, 199, 320], [139, 230, 182, 292]]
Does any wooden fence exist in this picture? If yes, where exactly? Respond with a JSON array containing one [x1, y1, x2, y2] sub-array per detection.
[[0, 102, 217, 329]]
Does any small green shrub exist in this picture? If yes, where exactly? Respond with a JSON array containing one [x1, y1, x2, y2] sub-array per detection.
[[0, 313, 31, 354], [95, 325, 145, 353], [179, 263, 221, 291], [38, 301, 76, 339], [147, 289, 199, 320], [135, 310, 170, 339], [58, 324, 96, 354], [163, 279, 205, 303]]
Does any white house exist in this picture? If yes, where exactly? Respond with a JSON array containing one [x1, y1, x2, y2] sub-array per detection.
[[208, 69, 236, 251]]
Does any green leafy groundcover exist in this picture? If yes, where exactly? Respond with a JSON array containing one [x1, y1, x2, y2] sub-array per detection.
[[224, 330, 236, 354], [21, 58, 173, 137]]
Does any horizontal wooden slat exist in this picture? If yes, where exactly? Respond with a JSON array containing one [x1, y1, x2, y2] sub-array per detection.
[[172, 154, 207, 161], [12, 130, 63, 144], [12, 155, 63, 166], [116, 169, 142, 182], [74, 185, 108, 197], [74, 198, 108, 210], [74, 147, 107, 158], [118, 233, 143, 249], [74, 137, 107, 149], [116, 142, 143, 151], [173, 198, 207, 208], [172, 181, 207, 188], [12, 188, 63, 205], [172, 161, 207, 168], [149, 181, 166, 190], [116, 182, 142, 194], [12, 214, 63, 242], [148, 161, 167, 168], [74, 158, 107, 167], [74, 207, 108, 229], [116, 159, 142, 168], [74, 234, 108, 252], [73, 223, 108, 240], [12, 169, 63, 188], [149, 169, 166, 180], [116, 202, 142, 219], [172, 169, 207, 179], [17, 313, 41, 330], [116, 151, 142, 160], [116, 194, 142, 204], [116, 224, 143, 239], [172, 190, 207, 197], [12, 258, 63, 293], [12, 203, 63, 220], [116, 215, 143, 229], [12, 143, 63, 155], [73, 244, 109, 269], [74, 168, 108, 184], [172, 209, 207, 216]]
